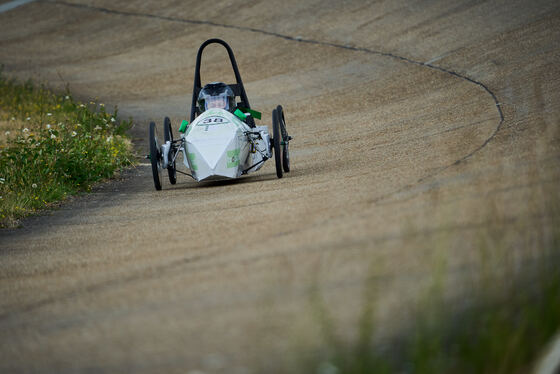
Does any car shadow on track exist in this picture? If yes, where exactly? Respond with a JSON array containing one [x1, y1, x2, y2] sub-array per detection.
[[166, 175, 274, 190], [163, 169, 303, 191]]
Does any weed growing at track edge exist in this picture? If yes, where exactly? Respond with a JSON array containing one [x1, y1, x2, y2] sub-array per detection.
[[0, 69, 134, 227], [294, 188, 560, 374]]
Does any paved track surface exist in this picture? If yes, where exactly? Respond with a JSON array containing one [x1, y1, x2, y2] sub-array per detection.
[[1, 1, 559, 372]]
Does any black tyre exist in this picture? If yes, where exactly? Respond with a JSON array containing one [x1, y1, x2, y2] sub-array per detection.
[[276, 105, 290, 172], [149, 121, 162, 191], [272, 108, 283, 178], [163, 117, 177, 184]]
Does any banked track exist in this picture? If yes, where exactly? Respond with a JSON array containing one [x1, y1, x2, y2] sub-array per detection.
[[0, 0, 507, 321], [45, 0, 505, 196]]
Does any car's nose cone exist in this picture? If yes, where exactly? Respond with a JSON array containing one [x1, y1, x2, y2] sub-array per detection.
[[185, 113, 244, 181]]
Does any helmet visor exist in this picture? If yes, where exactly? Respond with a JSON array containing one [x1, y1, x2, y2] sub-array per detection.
[[205, 94, 229, 110]]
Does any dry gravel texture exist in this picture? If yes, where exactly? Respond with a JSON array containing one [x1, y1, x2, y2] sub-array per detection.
[[1, 0, 559, 372]]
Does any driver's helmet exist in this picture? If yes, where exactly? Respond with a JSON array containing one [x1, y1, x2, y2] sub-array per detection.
[[197, 82, 235, 113]]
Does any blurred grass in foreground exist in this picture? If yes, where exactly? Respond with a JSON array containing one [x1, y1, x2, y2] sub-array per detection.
[[0, 68, 134, 228], [299, 187, 560, 374]]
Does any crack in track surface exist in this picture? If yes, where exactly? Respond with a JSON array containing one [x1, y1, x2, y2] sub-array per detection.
[[45, 0, 505, 173]]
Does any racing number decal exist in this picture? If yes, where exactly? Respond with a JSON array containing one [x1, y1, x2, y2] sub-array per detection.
[[199, 116, 228, 131], [201, 117, 225, 124]]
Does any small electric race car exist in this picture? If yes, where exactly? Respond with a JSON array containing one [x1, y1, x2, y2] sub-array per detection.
[[148, 38, 291, 190]]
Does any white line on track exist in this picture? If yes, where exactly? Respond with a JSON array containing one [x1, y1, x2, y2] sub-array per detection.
[[0, 0, 35, 14]]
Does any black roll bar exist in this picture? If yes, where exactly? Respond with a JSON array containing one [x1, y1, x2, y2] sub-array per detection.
[[190, 39, 252, 122]]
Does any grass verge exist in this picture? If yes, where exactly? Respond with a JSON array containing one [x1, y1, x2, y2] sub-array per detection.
[[0, 69, 134, 228], [301, 192, 560, 374]]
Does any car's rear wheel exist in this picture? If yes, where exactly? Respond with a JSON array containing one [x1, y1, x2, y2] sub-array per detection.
[[163, 116, 177, 185], [276, 105, 290, 173], [149, 121, 163, 190], [272, 108, 283, 178]]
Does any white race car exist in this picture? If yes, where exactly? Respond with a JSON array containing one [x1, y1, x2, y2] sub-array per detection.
[[148, 38, 291, 190]]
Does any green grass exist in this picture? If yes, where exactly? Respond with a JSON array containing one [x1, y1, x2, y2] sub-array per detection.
[[0, 69, 134, 227], [300, 195, 560, 374]]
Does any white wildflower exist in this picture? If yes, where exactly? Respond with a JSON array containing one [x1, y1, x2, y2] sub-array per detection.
[[32, 183, 37, 188], [94, 125, 101, 131], [4, 131, 10, 136], [23, 128, 29, 133], [26, 117, 31, 121], [46, 113, 52, 116], [46, 124, 51, 129], [50, 134, 56, 139], [103, 118, 107, 123], [71, 131, 77, 137], [100, 103, 104, 107], [65, 95, 70, 99], [0, 178, 5, 184], [110, 117, 116, 123], [10, 117, 15, 121], [106, 136, 113, 143], [80, 104, 85, 108]]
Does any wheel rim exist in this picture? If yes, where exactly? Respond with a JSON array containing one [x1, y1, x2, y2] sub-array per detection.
[[149, 121, 162, 190], [164, 117, 173, 142], [164, 117, 177, 185], [272, 109, 283, 178], [283, 141, 290, 172], [277, 105, 290, 173]]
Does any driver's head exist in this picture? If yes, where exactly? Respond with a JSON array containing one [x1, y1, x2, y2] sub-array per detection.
[[198, 82, 235, 112]]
